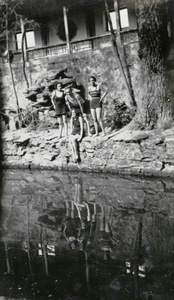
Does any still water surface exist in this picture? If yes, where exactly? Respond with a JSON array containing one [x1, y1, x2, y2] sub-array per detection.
[[0, 169, 174, 300]]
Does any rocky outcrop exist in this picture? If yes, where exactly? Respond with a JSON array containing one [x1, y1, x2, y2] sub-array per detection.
[[24, 69, 75, 108], [2, 126, 174, 177]]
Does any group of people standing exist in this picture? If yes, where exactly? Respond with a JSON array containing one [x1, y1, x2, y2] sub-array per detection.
[[51, 76, 108, 163]]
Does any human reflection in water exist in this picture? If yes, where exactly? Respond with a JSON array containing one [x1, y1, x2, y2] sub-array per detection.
[[62, 200, 81, 250], [72, 176, 97, 252], [99, 204, 118, 260], [72, 176, 97, 292], [60, 176, 97, 253], [76, 202, 97, 252]]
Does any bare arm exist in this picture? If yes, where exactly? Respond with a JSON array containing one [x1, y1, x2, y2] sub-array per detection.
[[100, 90, 108, 102], [78, 100, 84, 115], [85, 202, 91, 222], [76, 95, 84, 115], [77, 116, 84, 142], [88, 87, 92, 101], [65, 95, 71, 112], [70, 116, 73, 133], [51, 91, 55, 108], [100, 85, 108, 102], [63, 223, 68, 241]]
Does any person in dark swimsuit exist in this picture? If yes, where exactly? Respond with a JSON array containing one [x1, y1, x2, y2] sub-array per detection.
[[65, 87, 92, 136], [51, 83, 68, 138], [88, 76, 108, 137], [62, 200, 81, 250], [69, 109, 84, 163]]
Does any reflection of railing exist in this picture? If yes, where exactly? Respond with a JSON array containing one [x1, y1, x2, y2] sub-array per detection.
[[13, 30, 138, 61]]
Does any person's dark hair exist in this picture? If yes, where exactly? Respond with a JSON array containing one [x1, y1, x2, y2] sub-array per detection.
[[89, 76, 96, 82], [54, 82, 62, 89]]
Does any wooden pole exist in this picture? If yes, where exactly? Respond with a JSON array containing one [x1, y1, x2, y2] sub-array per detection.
[[20, 16, 29, 88], [114, 0, 136, 106], [20, 16, 27, 62], [5, 3, 9, 56], [63, 6, 71, 55], [104, 0, 134, 107], [114, 0, 121, 46], [5, 3, 20, 117]]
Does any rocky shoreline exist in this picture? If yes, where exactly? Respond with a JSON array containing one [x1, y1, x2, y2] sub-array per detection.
[[2, 126, 174, 177]]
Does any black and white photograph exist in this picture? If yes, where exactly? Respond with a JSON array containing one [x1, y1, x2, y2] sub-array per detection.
[[0, 0, 174, 299]]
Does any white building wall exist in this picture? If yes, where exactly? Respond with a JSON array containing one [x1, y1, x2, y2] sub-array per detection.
[[11, 3, 137, 52]]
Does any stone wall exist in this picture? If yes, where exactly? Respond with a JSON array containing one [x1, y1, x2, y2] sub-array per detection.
[[2, 125, 174, 177]]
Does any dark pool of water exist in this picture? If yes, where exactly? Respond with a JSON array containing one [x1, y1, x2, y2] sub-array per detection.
[[0, 169, 174, 299]]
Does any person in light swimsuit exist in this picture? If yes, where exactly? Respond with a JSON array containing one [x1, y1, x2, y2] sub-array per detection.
[[88, 76, 108, 137]]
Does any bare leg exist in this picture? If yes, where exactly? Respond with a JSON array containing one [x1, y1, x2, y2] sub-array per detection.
[[83, 115, 92, 136], [69, 135, 79, 162], [69, 135, 76, 160], [62, 114, 68, 137], [74, 183, 78, 204], [92, 203, 96, 222], [65, 200, 70, 217], [96, 108, 105, 136], [71, 201, 75, 218], [58, 116, 63, 138], [76, 183, 82, 204], [100, 204, 105, 231], [73, 138, 79, 160], [105, 220, 111, 232], [90, 108, 99, 136], [104, 206, 112, 232]]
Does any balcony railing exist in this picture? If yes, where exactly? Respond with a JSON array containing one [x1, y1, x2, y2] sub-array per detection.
[[13, 30, 138, 62]]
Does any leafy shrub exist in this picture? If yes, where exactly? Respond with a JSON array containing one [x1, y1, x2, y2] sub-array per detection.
[[19, 106, 40, 130], [106, 100, 136, 130]]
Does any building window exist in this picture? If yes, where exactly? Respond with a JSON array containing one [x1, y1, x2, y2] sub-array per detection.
[[16, 30, 35, 50], [107, 8, 129, 30], [120, 8, 129, 28]]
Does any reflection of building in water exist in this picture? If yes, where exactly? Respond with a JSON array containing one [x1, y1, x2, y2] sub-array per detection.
[[38, 243, 55, 256]]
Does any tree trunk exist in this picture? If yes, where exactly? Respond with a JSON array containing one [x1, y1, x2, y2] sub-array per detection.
[[21, 16, 29, 89], [5, 2, 20, 118], [131, 0, 173, 130]]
